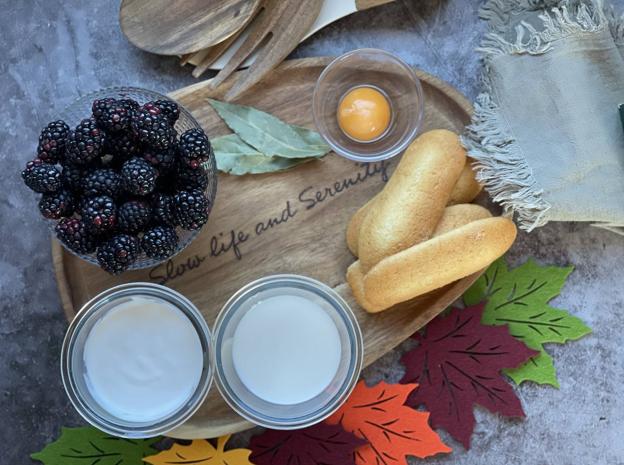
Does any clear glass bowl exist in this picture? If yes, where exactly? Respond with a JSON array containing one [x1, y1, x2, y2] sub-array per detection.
[[213, 275, 363, 429], [61, 283, 214, 438], [54, 86, 218, 270], [313, 49, 424, 162]]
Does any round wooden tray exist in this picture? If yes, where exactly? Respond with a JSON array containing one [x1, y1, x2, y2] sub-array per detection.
[[53, 57, 477, 439]]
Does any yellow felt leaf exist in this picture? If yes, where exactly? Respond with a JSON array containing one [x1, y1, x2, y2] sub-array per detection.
[[143, 435, 253, 465]]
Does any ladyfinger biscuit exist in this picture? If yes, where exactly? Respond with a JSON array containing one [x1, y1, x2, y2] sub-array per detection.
[[346, 197, 377, 256], [448, 162, 482, 205], [363, 217, 517, 311], [349, 204, 491, 312], [358, 130, 466, 271]]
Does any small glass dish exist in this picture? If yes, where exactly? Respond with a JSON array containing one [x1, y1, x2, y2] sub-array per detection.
[[213, 275, 363, 429], [55, 86, 218, 270], [313, 49, 424, 162], [61, 283, 213, 438]]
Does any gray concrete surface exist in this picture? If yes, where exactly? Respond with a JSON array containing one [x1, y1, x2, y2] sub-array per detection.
[[1, 0, 622, 463]]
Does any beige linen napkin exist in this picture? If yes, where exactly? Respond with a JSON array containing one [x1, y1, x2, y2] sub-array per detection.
[[462, 0, 624, 233]]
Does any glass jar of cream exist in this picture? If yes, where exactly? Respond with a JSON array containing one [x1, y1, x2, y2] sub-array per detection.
[[61, 283, 213, 438], [213, 275, 363, 429]]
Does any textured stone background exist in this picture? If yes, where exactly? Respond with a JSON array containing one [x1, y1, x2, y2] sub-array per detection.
[[1, 0, 623, 463]]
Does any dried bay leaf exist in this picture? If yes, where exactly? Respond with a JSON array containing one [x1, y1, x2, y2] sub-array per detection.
[[212, 133, 321, 175], [208, 99, 331, 159]]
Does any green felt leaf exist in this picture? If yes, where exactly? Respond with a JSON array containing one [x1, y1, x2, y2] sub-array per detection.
[[31, 427, 159, 465], [208, 99, 330, 159], [212, 134, 322, 175], [464, 258, 591, 386]]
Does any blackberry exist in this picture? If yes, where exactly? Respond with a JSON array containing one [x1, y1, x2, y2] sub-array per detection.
[[38, 189, 76, 219], [92, 98, 134, 132], [37, 120, 70, 163], [22, 159, 61, 193], [131, 104, 176, 149], [141, 225, 178, 259], [66, 118, 106, 165], [148, 100, 179, 126], [104, 130, 141, 162], [176, 164, 208, 190], [178, 128, 212, 169], [143, 144, 177, 172], [118, 200, 152, 233], [81, 195, 117, 234], [82, 168, 122, 198], [121, 157, 158, 196], [152, 193, 177, 227], [174, 189, 210, 230], [96, 234, 140, 274], [61, 164, 85, 194], [55, 217, 98, 254], [118, 98, 140, 112]]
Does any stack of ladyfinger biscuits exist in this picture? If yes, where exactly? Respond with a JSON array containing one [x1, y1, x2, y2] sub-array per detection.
[[346, 129, 517, 313]]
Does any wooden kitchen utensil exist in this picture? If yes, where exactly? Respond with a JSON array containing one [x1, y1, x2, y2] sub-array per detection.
[[119, 0, 262, 55], [53, 58, 478, 438], [185, 0, 395, 76]]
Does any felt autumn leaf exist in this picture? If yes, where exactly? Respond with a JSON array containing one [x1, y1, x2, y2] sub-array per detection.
[[31, 427, 159, 465], [326, 381, 451, 464], [400, 304, 538, 449], [249, 422, 365, 465], [464, 258, 591, 387], [143, 435, 251, 465]]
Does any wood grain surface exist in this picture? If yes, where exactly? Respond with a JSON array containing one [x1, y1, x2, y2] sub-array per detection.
[[120, 0, 262, 55], [53, 57, 476, 439]]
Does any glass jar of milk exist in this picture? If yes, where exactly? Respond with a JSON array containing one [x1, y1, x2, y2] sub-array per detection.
[[61, 283, 213, 438], [213, 275, 363, 429]]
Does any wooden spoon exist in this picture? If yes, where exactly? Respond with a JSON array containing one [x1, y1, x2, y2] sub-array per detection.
[[119, 0, 262, 56]]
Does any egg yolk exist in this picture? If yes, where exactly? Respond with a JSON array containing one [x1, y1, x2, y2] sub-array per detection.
[[337, 86, 391, 142]]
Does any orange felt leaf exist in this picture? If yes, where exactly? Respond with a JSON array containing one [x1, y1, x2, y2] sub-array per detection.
[[326, 381, 451, 464], [143, 435, 253, 465]]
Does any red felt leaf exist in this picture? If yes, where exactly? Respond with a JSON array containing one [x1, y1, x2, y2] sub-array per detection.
[[249, 422, 366, 465], [326, 381, 451, 464], [400, 303, 539, 449]]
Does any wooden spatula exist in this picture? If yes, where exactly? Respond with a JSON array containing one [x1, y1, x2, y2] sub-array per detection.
[[119, 0, 262, 55], [208, 0, 324, 100]]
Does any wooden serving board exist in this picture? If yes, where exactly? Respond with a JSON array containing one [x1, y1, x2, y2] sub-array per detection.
[[53, 57, 475, 439]]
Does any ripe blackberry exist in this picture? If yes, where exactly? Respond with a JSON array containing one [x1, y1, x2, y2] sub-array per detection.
[[143, 145, 177, 172], [149, 100, 179, 126], [178, 128, 212, 169], [152, 193, 177, 227], [61, 164, 85, 194], [104, 130, 141, 162], [174, 189, 210, 230], [38, 189, 76, 219], [37, 120, 70, 163], [55, 217, 98, 254], [141, 225, 178, 259], [22, 159, 61, 193], [131, 105, 176, 149], [82, 168, 122, 198], [92, 98, 134, 132], [118, 98, 140, 112], [66, 118, 106, 165], [176, 164, 208, 190], [121, 157, 158, 196], [81, 195, 117, 234], [96, 234, 140, 274], [118, 200, 152, 233]]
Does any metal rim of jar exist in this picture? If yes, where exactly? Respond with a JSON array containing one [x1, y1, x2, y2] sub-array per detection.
[[60, 282, 214, 438], [212, 274, 364, 430]]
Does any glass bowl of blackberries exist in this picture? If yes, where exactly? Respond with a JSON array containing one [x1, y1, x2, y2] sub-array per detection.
[[22, 87, 217, 274]]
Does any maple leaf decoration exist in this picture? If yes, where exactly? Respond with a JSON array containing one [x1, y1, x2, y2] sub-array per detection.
[[143, 435, 252, 465], [326, 381, 451, 465], [249, 422, 365, 465], [400, 303, 538, 449], [464, 258, 591, 387]]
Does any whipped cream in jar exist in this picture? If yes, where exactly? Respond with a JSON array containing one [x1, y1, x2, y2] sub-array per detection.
[[61, 283, 212, 437]]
